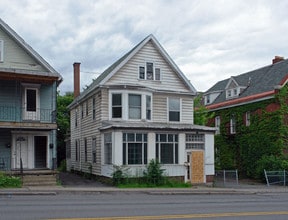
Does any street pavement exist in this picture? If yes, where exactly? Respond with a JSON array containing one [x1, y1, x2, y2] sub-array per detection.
[[1, 172, 288, 196]]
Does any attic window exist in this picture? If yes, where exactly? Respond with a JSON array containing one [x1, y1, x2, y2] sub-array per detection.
[[139, 62, 161, 81], [0, 40, 3, 62], [226, 88, 239, 99]]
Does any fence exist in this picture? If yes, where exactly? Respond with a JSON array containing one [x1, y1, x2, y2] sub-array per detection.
[[215, 170, 238, 187], [264, 169, 287, 186]]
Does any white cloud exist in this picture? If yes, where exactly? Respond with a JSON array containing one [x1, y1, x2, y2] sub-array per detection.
[[1, 0, 288, 93]]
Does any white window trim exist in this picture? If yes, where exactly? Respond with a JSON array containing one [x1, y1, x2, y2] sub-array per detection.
[[167, 97, 182, 122], [109, 90, 153, 121], [0, 40, 3, 62], [138, 62, 161, 81], [22, 84, 40, 121], [215, 116, 220, 134], [245, 111, 251, 126], [230, 115, 236, 134]]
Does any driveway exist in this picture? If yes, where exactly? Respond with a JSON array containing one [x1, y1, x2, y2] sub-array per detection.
[[58, 172, 110, 187]]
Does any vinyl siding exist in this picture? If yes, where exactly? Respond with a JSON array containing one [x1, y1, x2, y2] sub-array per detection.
[[0, 28, 46, 72], [106, 41, 191, 93], [69, 91, 102, 175]]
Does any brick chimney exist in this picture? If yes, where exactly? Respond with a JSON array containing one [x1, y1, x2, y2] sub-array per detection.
[[272, 56, 284, 64], [73, 62, 81, 98]]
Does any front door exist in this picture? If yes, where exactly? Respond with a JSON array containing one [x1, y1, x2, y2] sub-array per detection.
[[191, 151, 204, 184], [15, 136, 28, 169], [34, 136, 47, 168]]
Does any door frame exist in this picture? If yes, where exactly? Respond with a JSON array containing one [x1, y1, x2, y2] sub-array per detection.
[[11, 131, 50, 169]]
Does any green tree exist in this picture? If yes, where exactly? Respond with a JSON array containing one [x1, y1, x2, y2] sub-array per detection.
[[194, 94, 214, 125], [57, 92, 74, 167]]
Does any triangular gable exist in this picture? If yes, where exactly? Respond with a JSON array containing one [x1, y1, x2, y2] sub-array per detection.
[[225, 77, 239, 90], [71, 34, 196, 105], [100, 34, 196, 93], [0, 19, 62, 82]]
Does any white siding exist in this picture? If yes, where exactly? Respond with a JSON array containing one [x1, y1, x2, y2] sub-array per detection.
[[106, 41, 191, 93], [0, 28, 46, 72]]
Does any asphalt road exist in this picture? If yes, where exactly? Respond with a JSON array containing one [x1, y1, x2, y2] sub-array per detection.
[[1, 191, 288, 220]]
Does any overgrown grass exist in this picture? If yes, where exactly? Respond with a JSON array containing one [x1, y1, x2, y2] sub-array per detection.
[[0, 172, 22, 188], [117, 179, 192, 188]]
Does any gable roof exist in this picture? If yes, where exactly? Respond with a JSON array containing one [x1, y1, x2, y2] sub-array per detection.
[[70, 34, 196, 106], [205, 58, 288, 110], [0, 18, 62, 83]]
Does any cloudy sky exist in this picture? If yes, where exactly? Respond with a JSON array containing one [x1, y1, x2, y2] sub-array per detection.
[[1, 0, 288, 94]]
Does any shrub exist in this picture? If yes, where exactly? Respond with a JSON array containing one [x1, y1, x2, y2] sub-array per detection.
[[143, 159, 165, 186], [0, 172, 22, 188], [255, 155, 286, 181], [112, 165, 130, 186]]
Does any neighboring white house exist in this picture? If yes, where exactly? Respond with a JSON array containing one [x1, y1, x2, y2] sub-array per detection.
[[67, 34, 215, 184]]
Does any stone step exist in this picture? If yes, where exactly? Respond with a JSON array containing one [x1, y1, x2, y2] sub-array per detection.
[[22, 174, 58, 186]]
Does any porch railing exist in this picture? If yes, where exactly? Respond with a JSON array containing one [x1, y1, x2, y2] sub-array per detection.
[[0, 106, 56, 123]]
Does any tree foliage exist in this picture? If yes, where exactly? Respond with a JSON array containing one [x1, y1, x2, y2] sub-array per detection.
[[194, 94, 214, 125], [57, 92, 74, 166]]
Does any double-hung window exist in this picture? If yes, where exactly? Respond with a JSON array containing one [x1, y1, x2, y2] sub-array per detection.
[[138, 62, 161, 81], [129, 94, 141, 119], [215, 116, 220, 134], [168, 97, 180, 122], [123, 133, 147, 165], [146, 95, 151, 120], [112, 94, 122, 118], [92, 97, 96, 120], [156, 134, 178, 164], [84, 138, 88, 162], [104, 133, 112, 164], [92, 137, 97, 163], [245, 111, 250, 126], [230, 114, 236, 134], [0, 40, 3, 62]]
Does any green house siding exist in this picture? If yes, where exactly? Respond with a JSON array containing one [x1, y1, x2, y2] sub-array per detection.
[[0, 129, 11, 170]]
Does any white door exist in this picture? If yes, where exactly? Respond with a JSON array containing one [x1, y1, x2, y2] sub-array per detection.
[[15, 137, 28, 169]]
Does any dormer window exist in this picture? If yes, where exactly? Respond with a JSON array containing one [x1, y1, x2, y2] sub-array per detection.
[[226, 88, 239, 99], [139, 62, 161, 81]]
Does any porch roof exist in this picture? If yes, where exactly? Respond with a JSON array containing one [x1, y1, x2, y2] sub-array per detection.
[[100, 121, 216, 133]]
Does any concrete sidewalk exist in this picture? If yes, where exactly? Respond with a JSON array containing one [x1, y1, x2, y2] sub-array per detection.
[[1, 184, 288, 196]]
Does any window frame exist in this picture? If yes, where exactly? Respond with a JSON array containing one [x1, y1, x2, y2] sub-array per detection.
[[128, 94, 142, 119], [168, 97, 181, 122], [92, 137, 97, 163], [92, 96, 96, 120], [111, 93, 122, 119], [156, 134, 178, 164], [138, 62, 161, 81], [123, 133, 147, 165], [109, 91, 152, 121], [185, 133, 205, 150], [104, 133, 112, 164], [245, 111, 251, 126], [230, 114, 236, 134], [215, 116, 221, 134]]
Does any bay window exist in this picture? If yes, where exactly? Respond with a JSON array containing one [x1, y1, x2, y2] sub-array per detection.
[[129, 94, 141, 119]]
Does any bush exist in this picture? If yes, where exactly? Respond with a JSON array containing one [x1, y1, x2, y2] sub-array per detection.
[[0, 172, 22, 188], [112, 165, 130, 186], [255, 155, 286, 181], [143, 159, 165, 186], [57, 160, 67, 172]]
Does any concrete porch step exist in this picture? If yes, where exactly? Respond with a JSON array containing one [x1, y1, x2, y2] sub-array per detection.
[[22, 174, 58, 187]]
